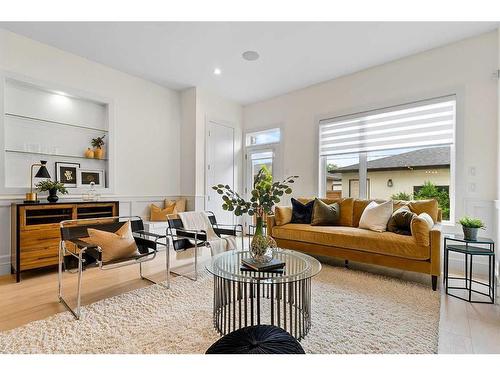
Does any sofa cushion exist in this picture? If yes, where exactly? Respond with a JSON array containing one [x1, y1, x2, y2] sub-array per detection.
[[408, 199, 439, 223], [411, 214, 433, 247], [298, 197, 354, 227], [387, 206, 415, 236], [358, 200, 393, 232], [352, 199, 385, 227], [291, 198, 314, 224], [275, 206, 293, 226], [272, 224, 430, 260], [311, 199, 340, 226]]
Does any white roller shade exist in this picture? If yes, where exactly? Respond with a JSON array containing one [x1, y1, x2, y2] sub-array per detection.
[[319, 96, 455, 156]]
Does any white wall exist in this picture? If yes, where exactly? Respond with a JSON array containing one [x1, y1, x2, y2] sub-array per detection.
[[180, 87, 243, 210], [0, 28, 182, 275], [244, 31, 499, 277]]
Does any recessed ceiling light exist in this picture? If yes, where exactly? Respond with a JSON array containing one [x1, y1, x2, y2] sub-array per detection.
[[242, 51, 260, 61], [213, 68, 222, 75]]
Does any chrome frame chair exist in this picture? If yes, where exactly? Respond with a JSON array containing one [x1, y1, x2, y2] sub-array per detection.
[[58, 216, 169, 320], [166, 211, 243, 282]]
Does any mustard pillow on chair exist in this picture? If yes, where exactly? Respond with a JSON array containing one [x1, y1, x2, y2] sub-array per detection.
[[150, 202, 176, 221], [87, 221, 139, 262]]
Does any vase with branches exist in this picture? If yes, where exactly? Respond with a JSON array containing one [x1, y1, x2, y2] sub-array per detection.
[[213, 166, 297, 262]]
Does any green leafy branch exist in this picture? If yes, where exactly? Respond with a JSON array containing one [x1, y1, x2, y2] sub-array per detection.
[[35, 180, 68, 195], [212, 167, 298, 217]]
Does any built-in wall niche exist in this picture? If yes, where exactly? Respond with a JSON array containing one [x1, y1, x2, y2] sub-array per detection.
[[2, 77, 111, 191]]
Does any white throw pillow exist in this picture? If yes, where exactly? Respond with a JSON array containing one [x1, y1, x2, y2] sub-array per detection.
[[358, 201, 394, 232], [418, 212, 434, 229]]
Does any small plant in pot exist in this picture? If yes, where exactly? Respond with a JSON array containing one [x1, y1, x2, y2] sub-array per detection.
[[35, 180, 68, 203], [458, 216, 485, 241], [213, 167, 297, 263], [91, 134, 106, 159]]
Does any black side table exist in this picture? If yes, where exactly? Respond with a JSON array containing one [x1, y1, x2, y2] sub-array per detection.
[[444, 234, 495, 304]]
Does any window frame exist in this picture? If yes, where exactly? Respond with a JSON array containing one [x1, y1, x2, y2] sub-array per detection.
[[317, 95, 457, 225]]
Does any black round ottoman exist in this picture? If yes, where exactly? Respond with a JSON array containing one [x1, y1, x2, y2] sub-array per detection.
[[206, 325, 305, 354]]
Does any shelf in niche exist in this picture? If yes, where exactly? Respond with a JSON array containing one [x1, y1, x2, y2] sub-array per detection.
[[4, 113, 109, 133], [5, 149, 108, 161]]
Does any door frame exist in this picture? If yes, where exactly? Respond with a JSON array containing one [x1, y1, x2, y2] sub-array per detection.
[[204, 118, 236, 218]]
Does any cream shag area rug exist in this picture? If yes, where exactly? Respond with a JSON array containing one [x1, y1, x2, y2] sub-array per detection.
[[0, 264, 440, 354]]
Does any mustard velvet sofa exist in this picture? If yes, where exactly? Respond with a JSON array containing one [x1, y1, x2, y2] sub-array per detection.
[[267, 198, 442, 290]]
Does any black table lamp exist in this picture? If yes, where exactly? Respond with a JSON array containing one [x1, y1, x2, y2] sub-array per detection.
[[25, 160, 51, 203]]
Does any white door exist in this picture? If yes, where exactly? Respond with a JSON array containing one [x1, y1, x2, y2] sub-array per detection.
[[206, 121, 235, 225]]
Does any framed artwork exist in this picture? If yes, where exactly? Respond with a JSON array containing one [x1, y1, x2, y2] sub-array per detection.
[[77, 169, 105, 188], [55, 162, 80, 188]]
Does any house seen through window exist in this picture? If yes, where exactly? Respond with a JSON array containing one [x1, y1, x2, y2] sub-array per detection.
[[320, 97, 455, 220]]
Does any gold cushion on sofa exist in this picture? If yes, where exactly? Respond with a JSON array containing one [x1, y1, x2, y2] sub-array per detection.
[[408, 199, 439, 223], [87, 221, 139, 263], [411, 214, 434, 247], [298, 197, 354, 227], [272, 223, 430, 260], [275, 206, 293, 226]]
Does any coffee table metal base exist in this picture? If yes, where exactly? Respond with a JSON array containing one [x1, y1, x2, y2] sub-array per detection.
[[212, 276, 312, 341]]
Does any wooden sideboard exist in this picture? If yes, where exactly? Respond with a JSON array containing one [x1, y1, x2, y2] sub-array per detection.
[[11, 201, 119, 282]]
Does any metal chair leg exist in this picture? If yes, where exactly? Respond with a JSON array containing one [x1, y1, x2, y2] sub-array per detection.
[[193, 242, 198, 281], [59, 247, 83, 320], [165, 238, 171, 289]]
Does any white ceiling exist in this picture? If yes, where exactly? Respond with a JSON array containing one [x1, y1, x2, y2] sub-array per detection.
[[1, 22, 498, 104]]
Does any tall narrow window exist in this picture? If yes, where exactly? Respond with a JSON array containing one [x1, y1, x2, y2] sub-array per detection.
[[319, 96, 455, 220]]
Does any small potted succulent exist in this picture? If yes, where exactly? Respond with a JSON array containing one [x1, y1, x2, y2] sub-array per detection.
[[35, 180, 68, 203], [458, 216, 485, 241], [91, 134, 106, 159]]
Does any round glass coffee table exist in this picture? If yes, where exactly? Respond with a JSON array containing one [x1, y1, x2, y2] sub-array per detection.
[[206, 249, 321, 340]]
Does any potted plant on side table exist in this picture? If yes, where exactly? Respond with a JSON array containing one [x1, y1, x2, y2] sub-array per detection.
[[212, 166, 297, 263], [458, 216, 486, 241], [35, 180, 69, 203]]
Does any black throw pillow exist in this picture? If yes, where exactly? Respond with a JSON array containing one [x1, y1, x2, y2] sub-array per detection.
[[387, 206, 416, 236], [290, 198, 314, 224]]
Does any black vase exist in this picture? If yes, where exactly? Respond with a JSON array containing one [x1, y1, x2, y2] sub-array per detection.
[[47, 188, 59, 203]]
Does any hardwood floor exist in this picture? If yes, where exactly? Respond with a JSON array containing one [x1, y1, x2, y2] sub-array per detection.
[[0, 252, 499, 353]]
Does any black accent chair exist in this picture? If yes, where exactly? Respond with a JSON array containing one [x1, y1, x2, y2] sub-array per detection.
[[59, 216, 168, 320], [166, 211, 243, 281]]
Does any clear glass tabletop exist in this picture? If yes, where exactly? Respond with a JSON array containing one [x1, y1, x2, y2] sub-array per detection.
[[206, 249, 322, 284], [444, 233, 494, 244]]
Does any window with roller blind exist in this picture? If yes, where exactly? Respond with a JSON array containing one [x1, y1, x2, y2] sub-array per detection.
[[320, 96, 455, 220]]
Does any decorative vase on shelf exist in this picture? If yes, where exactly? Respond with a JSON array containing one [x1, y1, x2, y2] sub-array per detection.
[[94, 147, 104, 159], [250, 216, 277, 263], [84, 148, 94, 158], [47, 188, 59, 203]]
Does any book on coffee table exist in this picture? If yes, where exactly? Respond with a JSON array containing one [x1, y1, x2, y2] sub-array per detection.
[[240, 264, 285, 274], [241, 258, 286, 272]]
